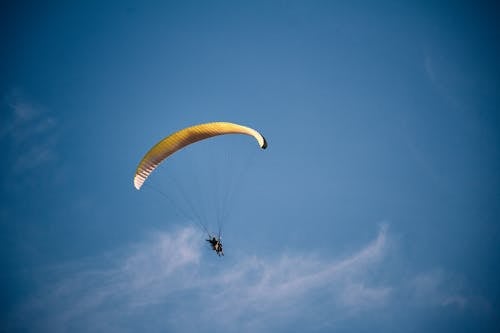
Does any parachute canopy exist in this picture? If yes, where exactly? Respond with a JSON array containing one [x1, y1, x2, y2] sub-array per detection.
[[134, 122, 267, 190]]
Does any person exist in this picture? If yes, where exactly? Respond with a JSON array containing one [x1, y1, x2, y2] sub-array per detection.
[[206, 236, 224, 256]]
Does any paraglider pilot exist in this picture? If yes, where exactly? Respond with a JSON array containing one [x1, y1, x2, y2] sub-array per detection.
[[206, 236, 224, 256]]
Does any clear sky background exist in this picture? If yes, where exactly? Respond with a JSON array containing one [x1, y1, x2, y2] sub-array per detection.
[[1, 1, 499, 332]]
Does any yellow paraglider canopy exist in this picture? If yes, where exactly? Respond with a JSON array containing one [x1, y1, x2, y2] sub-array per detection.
[[134, 122, 267, 190]]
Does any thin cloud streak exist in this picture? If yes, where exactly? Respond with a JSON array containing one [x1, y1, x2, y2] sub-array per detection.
[[12, 223, 482, 332], [1, 92, 59, 177], [11, 225, 393, 332], [209, 223, 389, 308], [10, 227, 202, 333], [407, 269, 470, 310], [198, 224, 391, 332]]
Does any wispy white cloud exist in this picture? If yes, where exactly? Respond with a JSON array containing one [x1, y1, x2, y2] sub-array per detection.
[[199, 230, 392, 332], [1, 91, 59, 178], [423, 48, 486, 114], [10, 225, 392, 333], [10, 223, 481, 333], [407, 269, 469, 310], [10, 227, 202, 333], [202, 224, 390, 321]]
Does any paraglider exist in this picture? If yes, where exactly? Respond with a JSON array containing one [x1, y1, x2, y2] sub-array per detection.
[[134, 122, 267, 190], [206, 235, 224, 256], [134, 121, 267, 256]]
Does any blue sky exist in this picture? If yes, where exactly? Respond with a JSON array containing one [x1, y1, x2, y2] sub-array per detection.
[[1, 1, 499, 332]]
